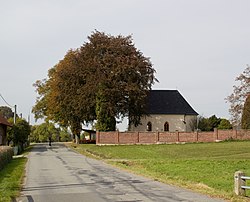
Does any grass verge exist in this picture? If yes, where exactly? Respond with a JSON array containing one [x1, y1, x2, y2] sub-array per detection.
[[0, 146, 32, 202], [67, 141, 250, 202]]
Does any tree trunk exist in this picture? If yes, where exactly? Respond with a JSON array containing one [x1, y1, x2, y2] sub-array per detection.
[[75, 134, 80, 144]]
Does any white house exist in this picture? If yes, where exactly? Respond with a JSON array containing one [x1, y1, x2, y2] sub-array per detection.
[[129, 90, 198, 132]]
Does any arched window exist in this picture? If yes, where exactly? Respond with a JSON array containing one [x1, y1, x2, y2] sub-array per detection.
[[164, 122, 169, 131], [147, 122, 152, 131]]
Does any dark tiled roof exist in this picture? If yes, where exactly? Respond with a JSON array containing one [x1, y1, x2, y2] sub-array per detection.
[[146, 90, 198, 115], [0, 115, 12, 126]]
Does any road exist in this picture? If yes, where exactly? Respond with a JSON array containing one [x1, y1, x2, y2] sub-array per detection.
[[17, 143, 224, 202]]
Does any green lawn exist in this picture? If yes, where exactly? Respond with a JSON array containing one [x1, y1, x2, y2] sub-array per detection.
[[0, 146, 31, 202], [69, 141, 250, 202]]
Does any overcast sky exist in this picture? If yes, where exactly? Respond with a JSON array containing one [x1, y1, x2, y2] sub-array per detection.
[[0, 0, 249, 130]]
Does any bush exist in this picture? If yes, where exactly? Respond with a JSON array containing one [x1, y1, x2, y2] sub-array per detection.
[[0, 146, 14, 170]]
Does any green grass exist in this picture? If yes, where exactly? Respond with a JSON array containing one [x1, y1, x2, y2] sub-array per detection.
[[0, 146, 32, 202], [68, 141, 250, 202]]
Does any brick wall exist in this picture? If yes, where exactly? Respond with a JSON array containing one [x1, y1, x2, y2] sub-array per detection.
[[96, 129, 250, 145], [119, 132, 139, 144], [158, 132, 177, 142]]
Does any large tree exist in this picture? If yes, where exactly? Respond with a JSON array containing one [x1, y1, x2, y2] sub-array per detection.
[[30, 122, 60, 143], [241, 94, 250, 129], [81, 31, 157, 130], [33, 53, 90, 142], [33, 31, 157, 141], [197, 115, 232, 131], [226, 65, 250, 127], [7, 118, 30, 152], [198, 115, 220, 131], [217, 119, 232, 130], [0, 106, 15, 119]]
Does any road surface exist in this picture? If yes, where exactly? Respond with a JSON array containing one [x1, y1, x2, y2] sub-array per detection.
[[17, 143, 224, 202]]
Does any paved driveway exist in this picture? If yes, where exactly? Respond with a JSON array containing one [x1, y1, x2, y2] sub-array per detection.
[[17, 143, 224, 202]]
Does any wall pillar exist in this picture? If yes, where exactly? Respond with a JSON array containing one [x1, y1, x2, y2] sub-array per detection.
[[176, 131, 179, 142], [117, 131, 120, 144], [96, 131, 100, 144], [196, 131, 199, 142], [234, 171, 246, 196]]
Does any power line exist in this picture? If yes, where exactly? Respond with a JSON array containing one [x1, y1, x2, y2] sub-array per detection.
[[0, 93, 14, 108]]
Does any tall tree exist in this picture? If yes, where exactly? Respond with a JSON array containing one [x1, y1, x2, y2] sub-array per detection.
[[33, 31, 157, 140], [30, 122, 60, 143], [226, 65, 250, 127], [241, 94, 250, 129], [218, 118, 232, 130], [33, 51, 94, 142], [7, 118, 30, 151], [0, 106, 14, 119], [80, 31, 157, 130], [198, 115, 221, 131]]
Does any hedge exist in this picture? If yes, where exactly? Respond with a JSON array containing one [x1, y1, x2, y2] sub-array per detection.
[[0, 146, 14, 170]]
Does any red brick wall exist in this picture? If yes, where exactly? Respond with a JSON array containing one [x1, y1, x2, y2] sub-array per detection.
[[217, 130, 234, 140], [138, 132, 157, 143], [197, 132, 214, 142], [159, 132, 177, 142], [236, 130, 250, 140], [179, 132, 197, 142], [96, 129, 250, 145], [97, 132, 117, 144], [119, 132, 139, 144]]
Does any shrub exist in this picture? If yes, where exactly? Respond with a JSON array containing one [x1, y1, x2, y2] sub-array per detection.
[[0, 146, 14, 170]]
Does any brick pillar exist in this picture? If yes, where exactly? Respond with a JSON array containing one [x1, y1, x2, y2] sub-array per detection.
[[196, 131, 199, 142], [155, 131, 160, 143], [176, 131, 179, 142], [157, 131, 160, 142], [117, 131, 120, 144], [96, 131, 100, 144]]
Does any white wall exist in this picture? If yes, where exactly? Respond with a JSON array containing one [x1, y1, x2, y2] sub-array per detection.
[[129, 114, 197, 132]]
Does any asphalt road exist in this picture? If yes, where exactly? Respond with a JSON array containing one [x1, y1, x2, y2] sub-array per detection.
[[17, 143, 225, 202]]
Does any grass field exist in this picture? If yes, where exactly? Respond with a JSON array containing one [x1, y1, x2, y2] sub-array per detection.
[[0, 146, 31, 202], [69, 141, 250, 202]]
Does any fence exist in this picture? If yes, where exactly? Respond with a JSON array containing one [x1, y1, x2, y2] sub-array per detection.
[[96, 129, 250, 145], [234, 171, 250, 196]]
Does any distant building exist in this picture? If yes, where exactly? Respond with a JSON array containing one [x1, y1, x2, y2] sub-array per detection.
[[129, 90, 198, 132], [0, 115, 12, 145]]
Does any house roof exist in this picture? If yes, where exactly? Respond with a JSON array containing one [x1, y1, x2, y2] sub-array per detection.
[[0, 115, 12, 126], [82, 129, 96, 134], [146, 90, 198, 115]]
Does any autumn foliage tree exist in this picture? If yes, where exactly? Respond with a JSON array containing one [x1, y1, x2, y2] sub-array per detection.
[[33, 31, 157, 141], [226, 65, 250, 127]]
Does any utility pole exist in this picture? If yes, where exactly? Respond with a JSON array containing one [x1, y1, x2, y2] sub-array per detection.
[[14, 105, 17, 124]]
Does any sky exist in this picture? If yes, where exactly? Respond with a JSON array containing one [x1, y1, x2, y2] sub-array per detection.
[[0, 0, 249, 130]]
